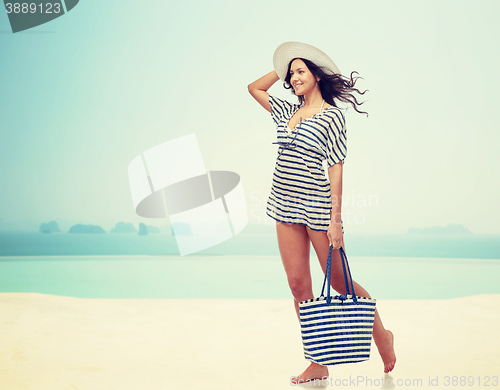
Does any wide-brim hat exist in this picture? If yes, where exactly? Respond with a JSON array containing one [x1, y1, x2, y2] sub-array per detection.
[[273, 41, 341, 82]]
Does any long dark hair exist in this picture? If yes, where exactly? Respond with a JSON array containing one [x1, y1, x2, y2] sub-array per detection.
[[284, 58, 369, 116]]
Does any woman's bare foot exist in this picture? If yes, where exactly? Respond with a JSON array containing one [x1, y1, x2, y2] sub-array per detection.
[[376, 329, 396, 373], [290, 362, 329, 385]]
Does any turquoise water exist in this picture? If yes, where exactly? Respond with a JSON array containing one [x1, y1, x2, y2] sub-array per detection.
[[1, 231, 499, 259], [1, 255, 499, 300], [1, 230, 499, 300]]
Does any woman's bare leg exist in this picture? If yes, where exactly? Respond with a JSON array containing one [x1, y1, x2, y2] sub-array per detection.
[[306, 226, 397, 373], [275, 221, 329, 384]]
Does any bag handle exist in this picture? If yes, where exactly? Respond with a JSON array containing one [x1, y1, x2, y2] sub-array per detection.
[[320, 245, 358, 304]]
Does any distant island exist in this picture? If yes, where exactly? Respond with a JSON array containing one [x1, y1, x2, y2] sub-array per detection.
[[138, 223, 162, 235], [68, 224, 106, 234], [1, 217, 173, 235], [408, 224, 473, 235], [146, 225, 161, 234], [39, 221, 61, 234], [111, 222, 137, 233], [111, 221, 162, 235]]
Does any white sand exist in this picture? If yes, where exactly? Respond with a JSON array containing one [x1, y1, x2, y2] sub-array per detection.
[[1, 293, 499, 389]]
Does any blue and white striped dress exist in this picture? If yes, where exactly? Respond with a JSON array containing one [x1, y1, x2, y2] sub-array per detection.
[[266, 95, 347, 233]]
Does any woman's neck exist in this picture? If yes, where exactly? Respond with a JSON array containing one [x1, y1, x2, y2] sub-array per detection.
[[302, 89, 324, 108]]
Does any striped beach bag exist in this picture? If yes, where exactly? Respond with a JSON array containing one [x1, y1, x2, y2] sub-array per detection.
[[298, 245, 376, 366]]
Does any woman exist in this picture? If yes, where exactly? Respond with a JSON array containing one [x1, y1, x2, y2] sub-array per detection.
[[247, 42, 396, 384]]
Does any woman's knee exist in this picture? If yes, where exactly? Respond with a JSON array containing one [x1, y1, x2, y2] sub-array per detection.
[[287, 276, 313, 301]]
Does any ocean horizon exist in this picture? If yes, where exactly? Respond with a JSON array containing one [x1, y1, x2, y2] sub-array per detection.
[[0, 230, 499, 259], [2, 228, 499, 300]]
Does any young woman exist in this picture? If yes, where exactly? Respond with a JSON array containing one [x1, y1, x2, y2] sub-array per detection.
[[247, 42, 396, 384]]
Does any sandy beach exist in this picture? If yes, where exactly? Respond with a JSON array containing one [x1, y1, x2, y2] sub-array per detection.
[[1, 293, 499, 389]]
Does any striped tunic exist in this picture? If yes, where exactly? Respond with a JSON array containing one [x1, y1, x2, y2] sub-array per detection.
[[266, 95, 347, 233]]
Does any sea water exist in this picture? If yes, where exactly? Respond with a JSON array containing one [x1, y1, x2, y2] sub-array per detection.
[[1, 231, 499, 299], [1, 254, 499, 300], [0, 231, 499, 258]]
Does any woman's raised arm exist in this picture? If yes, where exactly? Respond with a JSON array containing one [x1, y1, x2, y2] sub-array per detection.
[[247, 70, 280, 113]]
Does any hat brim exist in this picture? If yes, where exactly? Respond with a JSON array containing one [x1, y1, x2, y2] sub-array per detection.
[[273, 41, 341, 82]]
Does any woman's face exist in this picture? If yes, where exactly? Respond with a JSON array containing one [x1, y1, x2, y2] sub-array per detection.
[[289, 58, 320, 96]]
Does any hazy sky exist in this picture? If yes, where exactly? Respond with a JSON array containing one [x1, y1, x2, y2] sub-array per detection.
[[0, 0, 499, 234]]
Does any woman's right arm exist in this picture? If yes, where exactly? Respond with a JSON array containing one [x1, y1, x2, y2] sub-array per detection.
[[247, 70, 280, 113]]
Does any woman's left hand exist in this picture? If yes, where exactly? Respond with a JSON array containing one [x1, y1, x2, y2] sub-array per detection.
[[327, 222, 344, 250]]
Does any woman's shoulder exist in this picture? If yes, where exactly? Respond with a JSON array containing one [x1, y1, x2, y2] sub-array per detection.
[[321, 105, 346, 127], [323, 105, 346, 117], [323, 103, 345, 112]]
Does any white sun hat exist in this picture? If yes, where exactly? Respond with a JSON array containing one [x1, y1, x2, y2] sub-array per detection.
[[273, 41, 341, 81]]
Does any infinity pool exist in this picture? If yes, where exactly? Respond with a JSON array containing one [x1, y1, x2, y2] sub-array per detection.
[[1, 255, 499, 299]]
